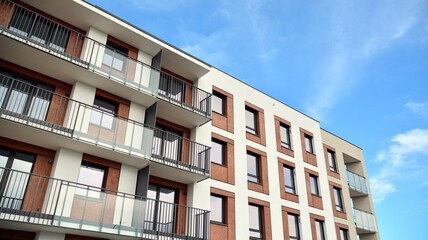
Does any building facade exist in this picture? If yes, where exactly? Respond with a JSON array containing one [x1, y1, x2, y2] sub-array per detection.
[[0, 0, 380, 239]]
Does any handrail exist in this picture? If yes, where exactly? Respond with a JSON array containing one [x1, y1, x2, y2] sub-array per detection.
[[346, 169, 368, 194], [353, 207, 377, 232]]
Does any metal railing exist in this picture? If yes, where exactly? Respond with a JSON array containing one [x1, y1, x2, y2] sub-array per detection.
[[0, 0, 212, 118], [346, 170, 368, 194], [353, 208, 377, 233], [0, 167, 210, 239], [159, 72, 211, 118], [0, 74, 211, 175]]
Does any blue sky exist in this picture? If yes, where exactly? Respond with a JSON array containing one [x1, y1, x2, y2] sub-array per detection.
[[87, 0, 428, 239]]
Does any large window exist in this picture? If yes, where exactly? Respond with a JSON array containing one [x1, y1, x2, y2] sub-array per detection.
[[90, 97, 117, 129], [248, 204, 263, 239], [245, 107, 258, 135], [315, 220, 325, 240], [327, 150, 337, 172], [304, 134, 314, 153], [76, 164, 105, 199], [211, 138, 225, 165], [212, 91, 225, 115], [9, 6, 70, 52], [247, 152, 260, 183], [288, 213, 300, 240], [159, 73, 185, 103], [333, 187, 344, 212], [210, 194, 225, 223], [102, 42, 128, 72], [309, 175, 320, 196], [339, 228, 349, 240], [0, 149, 35, 209], [0, 74, 53, 121], [145, 184, 177, 233], [152, 126, 182, 163], [280, 123, 291, 149], [284, 165, 296, 194]]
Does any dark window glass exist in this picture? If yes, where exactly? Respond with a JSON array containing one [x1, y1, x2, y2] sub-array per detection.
[[158, 73, 185, 103], [327, 150, 337, 172], [211, 139, 225, 165], [212, 91, 225, 115], [248, 204, 262, 239], [284, 165, 296, 194], [310, 175, 320, 195], [0, 149, 35, 210], [280, 124, 291, 149], [76, 164, 105, 198], [340, 228, 349, 240], [333, 187, 344, 211], [146, 184, 177, 233], [288, 213, 300, 240], [210, 195, 225, 223], [245, 107, 258, 135], [247, 152, 260, 183], [304, 134, 314, 153], [90, 97, 117, 129], [152, 125, 182, 162], [315, 220, 325, 240]]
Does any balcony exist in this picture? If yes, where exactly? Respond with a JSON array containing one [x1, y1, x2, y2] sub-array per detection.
[[353, 208, 377, 234], [0, 0, 212, 126], [0, 167, 210, 239], [346, 170, 369, 196], [0, 74, 210, 180]]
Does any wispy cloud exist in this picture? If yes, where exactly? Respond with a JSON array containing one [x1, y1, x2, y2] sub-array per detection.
[[404, 101, 428, 117], [370, 128, 428, 202]]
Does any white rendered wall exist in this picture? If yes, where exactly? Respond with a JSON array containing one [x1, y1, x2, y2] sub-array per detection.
[[114, 164, 139, 227]]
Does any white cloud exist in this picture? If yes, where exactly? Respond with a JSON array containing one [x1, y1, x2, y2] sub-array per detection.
[[404, 101, 428, 117], [371, 129, 428, 202]]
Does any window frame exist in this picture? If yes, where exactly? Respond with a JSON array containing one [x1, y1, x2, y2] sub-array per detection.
[[211, 138, 226, 165], [283, 165, 296, 194], [304, 134, 314, 153], [90, 96, 118, 129], [247, 151, 261, 183], [287, 213, 300, 240], [245, 106, 258, 135], [327, 149, 338, 172], [309, 174, 320, 196], [280, 123, 292, 149], [315, 220, 326, 240], [248, 204, 263, 239], [212, 91, 226, 115], [333, 187, 344, 212], [339, 228, 349, 240], [102, 42, 128, 72], [210, 194, 226, 224], [75, 163, 107, 199]]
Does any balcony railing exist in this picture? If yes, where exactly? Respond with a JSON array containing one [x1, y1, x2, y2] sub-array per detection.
[[353, 208, 377, 233], [0, 74, 210, 175], [346, 170, 368, 194], [0, 0, 212, 118], [159, 72, 211, 118], [0, 167, 209, 239]]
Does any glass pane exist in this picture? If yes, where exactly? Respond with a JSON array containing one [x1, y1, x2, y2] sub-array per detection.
[[157, 187, 175, 233], [305, 136, 313, 152], [210, 140, 224, 165], [49, 26, 70, 52], [328, 151, 337, 171], [288, 214, 298, 238], [340, 229, 348, 240], [211, 195, 224, 223], [76, 165, 104, 198], [248, 205, 261, 230], [247, 153, 259, 182], [112, 54, 126, 71], [315, 220, 324, 240], [284, 166, 295, 193], [212, 93, 224, 114], [28, 96, 50, 120], [310, 175, 318, 195], [30, 17, 50, 45], [245, 109, 256, 134], [102, 48, 114, 66], [0, 150, 8, 168], [280, 125, 290, 147], [9, 7, 34, 37], [6, 90, 29, 114]]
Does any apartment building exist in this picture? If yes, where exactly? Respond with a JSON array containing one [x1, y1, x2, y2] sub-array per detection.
[[0, 0, 380, 239]]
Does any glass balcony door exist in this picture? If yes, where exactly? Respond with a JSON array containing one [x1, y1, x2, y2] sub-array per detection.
[[152, 127, 182, 163], [145, 185, 177, 234]]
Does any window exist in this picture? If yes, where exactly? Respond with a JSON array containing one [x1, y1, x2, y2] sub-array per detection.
[[327, 150, 337, 172], [333, 187, 344, 211], [9, 6, 70, 52], [248, 204, 263, 239], [152, 126, 182, 162], [102, 42, 128, 72], [247, 152, 260, 183], [288, 214, 300, 240], [304, 134, 314, 153], [212, 91, 225, 115], [0, 149, 35, 209], [158, 73, 185, 103], [146, 184, 177, 233], [210, 195, 225, 223], [315, 220, 325, 240], [211, 139, 225, 165], [280, 123, 291, 149], [0, 74, 54, 121], [245, 107, 258, 135], [283, 165, 296, 194], [339, 228, 349, 240], [76, 164, 105, 198], [309, 175, 320, 195], [90, 97, 117, 129]]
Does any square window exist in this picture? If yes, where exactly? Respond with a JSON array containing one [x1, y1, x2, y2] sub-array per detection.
[[327, 150, 337, 172], [247, 152, 260, 183], [76, 164, 105, 199], [248, 204, 263, 239], [210, 195, 225, 223], [304, 134, 314, 153], [90, 97, 117, 129], [102, 42, 128, 72], [309, 174, 320, 196], [211, 139, 225, 165], [245, 107, 258, 135], [288, 213, 300, 240], [280, 123, 291, 149], [212, 91, 225, 115], [333, 187, 344, 212], [315, 220, 326, 240], [284, 165, 296, 194]]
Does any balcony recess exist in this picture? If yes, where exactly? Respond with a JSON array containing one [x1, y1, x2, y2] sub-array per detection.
[[346, 170, 369, 196]]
